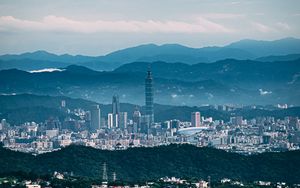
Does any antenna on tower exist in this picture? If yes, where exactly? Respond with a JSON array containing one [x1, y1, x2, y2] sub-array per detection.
[[102, 162, 108, 182], [147, 63, 152, 77], [112, 171, 117, 182]]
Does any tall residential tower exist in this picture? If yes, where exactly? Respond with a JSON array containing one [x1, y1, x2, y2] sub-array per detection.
[[145, 67, 154, 124], [112, 95, 120, 114], [191, 112, 201, 127], [91, 104, 101, 131], [111, 95, 120, 128]]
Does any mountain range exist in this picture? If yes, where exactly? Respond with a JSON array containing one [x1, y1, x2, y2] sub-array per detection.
[[1, 37, 300, 105], [1, 37, 300, 71], [1, 57, 300, 105], [0, 53, 300, 106]]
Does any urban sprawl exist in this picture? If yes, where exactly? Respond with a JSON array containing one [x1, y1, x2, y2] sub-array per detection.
[[0, 69, 299, 155]]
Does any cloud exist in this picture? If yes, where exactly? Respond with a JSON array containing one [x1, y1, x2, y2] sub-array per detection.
[[251, 22, 274, 33], [254, 13, 265, 16], [276, 22, 290, 30], [171, 94, 178, 98], [202, 13, 245, 19], [230, 1, 241, 5], [29, 68, 64, 73], [205, 92, 214, 100], [0, 15, 233, 34], [259, 89, 272, 96]]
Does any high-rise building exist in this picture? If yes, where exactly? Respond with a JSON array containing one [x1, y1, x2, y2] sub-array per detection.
[[113, 114, 118, 128], [0, 119, 8, 130], [132, 106, 141, 133], [107, 113, 118, 129], [145, 67, 154, 124], [191, 112, 201, 127], [141, 115, 151, 134], [111, 95, 120, 128], [119, 112, 128, 130], [100, 118, 106, 129], [91, 105, 101, 131], [112, 95, 120, 115], [61, 100, 66, 108], [107, 113, 113, 129]]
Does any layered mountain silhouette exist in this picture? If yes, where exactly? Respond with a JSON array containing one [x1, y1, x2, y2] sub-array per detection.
[[1, 57, 300, 105], [1, 37, 300, 71]]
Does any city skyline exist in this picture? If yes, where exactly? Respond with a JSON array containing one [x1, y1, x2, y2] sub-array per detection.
[[0, 1, 300, 187]]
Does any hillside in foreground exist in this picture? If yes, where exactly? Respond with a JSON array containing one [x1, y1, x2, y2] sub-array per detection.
[[0, 144, 300, 183]]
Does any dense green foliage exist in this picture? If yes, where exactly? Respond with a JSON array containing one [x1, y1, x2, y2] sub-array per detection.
[[0, 144, 300, 183]]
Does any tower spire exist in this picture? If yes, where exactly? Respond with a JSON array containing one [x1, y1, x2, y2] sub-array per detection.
[[147, 64, 152, 78]]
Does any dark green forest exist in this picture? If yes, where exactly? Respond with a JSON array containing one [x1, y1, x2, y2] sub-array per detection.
[[1, 144, 300, 183]]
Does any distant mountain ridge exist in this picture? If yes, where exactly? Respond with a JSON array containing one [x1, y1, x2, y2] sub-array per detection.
[[0, 50, 96, 63], [0, 57, 300, 105], [227, 37, 300, 57], [1, 37, 300, 71], [255, 54, 300, 62]]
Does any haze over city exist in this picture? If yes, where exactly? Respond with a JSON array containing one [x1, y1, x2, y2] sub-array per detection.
[[1, 1, 300, 188]]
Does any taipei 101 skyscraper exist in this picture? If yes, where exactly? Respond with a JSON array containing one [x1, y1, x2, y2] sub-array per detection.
[[145, 66, 154, 124]]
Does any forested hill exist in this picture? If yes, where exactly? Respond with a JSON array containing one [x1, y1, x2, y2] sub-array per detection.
[[0, 144, 300, 183]]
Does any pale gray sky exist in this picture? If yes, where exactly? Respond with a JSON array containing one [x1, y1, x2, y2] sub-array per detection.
[[0, 0, 299, 55]]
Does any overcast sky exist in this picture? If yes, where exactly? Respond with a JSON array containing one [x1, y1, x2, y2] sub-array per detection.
[[0, 0, 299, 55]]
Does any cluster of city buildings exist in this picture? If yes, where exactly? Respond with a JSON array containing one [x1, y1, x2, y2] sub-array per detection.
[[1, 174, 298, 188], [0, 69, 300, 155]]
